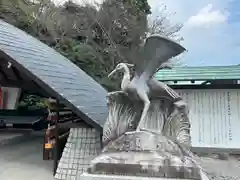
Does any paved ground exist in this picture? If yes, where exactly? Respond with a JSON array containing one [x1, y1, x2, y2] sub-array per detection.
[[0, 131, 55, 180], [1, 130, 240, 180]]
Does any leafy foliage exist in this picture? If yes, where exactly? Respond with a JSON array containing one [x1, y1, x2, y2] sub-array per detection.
[[18, 94, 47, 110], [0, 0, 183, 92]]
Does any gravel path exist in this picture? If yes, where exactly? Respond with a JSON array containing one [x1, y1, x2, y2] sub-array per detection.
[[200, 157, 240, 180], [0, 132, 54, 180]]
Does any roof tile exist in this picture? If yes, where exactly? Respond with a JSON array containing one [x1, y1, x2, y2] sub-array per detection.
[[155, 65, 240, 81], [0, 20, 108, 130]]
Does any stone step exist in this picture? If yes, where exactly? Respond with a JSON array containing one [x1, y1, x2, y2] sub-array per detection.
[[79, 172, 193, 180]]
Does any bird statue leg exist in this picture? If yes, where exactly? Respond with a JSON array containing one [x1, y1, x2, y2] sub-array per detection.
[[136, 91, 150, 131]]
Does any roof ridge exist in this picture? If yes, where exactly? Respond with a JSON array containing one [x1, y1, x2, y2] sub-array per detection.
[[169, 64, 240, 69]]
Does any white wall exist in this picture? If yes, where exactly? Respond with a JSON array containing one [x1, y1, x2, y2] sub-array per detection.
[[1, 87, 21, 109], [176, 89, 240, 149]]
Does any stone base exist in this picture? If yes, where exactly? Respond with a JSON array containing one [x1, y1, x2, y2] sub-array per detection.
[[87, 131, 202, 180], [79, 172, 193, 180]]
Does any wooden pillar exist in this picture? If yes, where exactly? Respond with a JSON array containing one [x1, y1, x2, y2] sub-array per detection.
[[53, 99, 60, 176], [43, 98, 56, 160]]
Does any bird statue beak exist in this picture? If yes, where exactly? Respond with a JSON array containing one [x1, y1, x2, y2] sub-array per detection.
[[108, 69, 117, 78], [126, 63, 134, 67]]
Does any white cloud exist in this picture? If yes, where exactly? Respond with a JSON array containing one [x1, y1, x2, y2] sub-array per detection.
[[149, 0, 240, 66], [186, 4, 227, 27]]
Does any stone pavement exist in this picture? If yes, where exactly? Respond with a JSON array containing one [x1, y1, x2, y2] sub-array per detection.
[[55, 128, 101, 180], [0, 131, 55, 180]]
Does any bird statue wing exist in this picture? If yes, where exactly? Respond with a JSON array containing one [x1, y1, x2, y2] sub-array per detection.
[[134, 35, 186, 81]]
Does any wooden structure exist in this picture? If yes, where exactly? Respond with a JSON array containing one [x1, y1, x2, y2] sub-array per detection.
[[156, 65, 240, 153], [0, 20, 108, 175]]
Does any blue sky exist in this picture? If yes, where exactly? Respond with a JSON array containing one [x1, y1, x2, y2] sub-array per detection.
[[148, 0, 240, 66], [54, 0, 240, 66]]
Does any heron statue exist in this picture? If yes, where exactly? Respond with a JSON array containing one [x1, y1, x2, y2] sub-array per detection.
[[91, 35, 210, 180], [108, 35, 186, 130]]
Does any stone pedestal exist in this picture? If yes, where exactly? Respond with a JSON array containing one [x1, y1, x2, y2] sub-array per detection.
[[80, 173, 194, 180], [79, 131, 202, 180]]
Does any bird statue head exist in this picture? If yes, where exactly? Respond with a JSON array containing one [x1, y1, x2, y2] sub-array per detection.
[[108, 63, 134, 78]]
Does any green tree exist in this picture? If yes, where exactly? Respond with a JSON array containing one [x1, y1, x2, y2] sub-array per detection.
[[0, 0, 183, 91]]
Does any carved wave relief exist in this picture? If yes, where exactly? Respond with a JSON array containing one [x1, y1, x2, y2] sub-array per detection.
[[102, 93, 191, 147]]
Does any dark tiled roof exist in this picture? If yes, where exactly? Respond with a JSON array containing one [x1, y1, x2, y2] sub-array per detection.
[[0, 20, 108, 131]]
